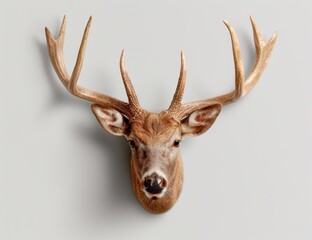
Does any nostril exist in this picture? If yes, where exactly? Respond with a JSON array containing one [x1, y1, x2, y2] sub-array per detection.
[[160, 178, 167, 188], [144, 178, 152, 188]]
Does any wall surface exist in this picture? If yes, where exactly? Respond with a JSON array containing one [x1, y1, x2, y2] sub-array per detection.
[[1, 1, 311, 239]]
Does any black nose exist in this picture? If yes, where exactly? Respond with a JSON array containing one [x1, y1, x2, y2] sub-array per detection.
[[144, 174, 166, 194]]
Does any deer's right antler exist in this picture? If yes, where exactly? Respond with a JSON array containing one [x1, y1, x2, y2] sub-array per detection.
[[45, 16, 143, 119]]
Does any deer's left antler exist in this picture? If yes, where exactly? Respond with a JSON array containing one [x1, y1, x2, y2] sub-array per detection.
[[168, 17, 278, 119]]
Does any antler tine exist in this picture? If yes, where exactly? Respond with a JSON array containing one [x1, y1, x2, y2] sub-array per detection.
[[67, 16, 92, 94], [223, 19, 245, 100], [224, 16, 278, 101], [176, 17, 277, 119], [245, 16, 278, 93], [45, 16, 69, 87], [45, 16, 131, 116], [120, 50, 142, 115], [168, 51, 186, 113]]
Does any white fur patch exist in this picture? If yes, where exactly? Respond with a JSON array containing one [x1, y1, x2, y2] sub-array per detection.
[[97, 109, 123, 127], [92, 106, 127, 136], [188, 108, 219, 126], [142, 169, 167, 182]]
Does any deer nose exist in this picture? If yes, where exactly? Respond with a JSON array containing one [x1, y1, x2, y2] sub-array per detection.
[[144, 173, 167, 194]]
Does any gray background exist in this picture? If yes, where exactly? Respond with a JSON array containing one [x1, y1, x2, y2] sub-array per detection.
[[1, 0, 311, 239]]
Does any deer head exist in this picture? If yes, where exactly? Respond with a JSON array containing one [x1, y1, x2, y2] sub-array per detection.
[[45, 16, 277, 214]]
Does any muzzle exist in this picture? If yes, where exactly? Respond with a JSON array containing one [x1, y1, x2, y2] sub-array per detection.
[[142, 171, 167, 198]]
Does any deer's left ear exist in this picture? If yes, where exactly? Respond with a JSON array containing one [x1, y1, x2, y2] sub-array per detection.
[[181, 103, 222, 137], [91, 104, 129, 136]]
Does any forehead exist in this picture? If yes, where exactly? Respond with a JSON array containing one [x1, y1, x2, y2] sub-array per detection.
[[130, 113, 180, 144]]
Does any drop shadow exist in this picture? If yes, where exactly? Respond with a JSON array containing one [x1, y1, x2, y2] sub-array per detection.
[[37, 34, 152, 229], [241, 30, 256, 76], [36, 38, 81, 109], [72, 121, 149, 224]]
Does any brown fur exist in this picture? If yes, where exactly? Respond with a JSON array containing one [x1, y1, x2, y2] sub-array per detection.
[[131, 112, 179, 144], [129, 112, 184, 213], [131, 150, 183, 214]]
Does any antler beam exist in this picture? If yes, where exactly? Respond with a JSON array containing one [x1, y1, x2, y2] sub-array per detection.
[[45, 16, 142, 118], [170, 17, 278, 119]]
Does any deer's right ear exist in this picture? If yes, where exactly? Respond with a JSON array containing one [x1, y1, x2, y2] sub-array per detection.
[[91, 104, 129, 136]]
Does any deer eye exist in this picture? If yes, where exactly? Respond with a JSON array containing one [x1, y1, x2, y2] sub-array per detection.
[[128, 139, 136, 148], [173, 140, 181, 147]]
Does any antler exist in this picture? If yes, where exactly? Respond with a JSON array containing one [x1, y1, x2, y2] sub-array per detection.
[[45, 16, 143, 118], [168, 51, 186, 113], [168, 17, 278, 119]]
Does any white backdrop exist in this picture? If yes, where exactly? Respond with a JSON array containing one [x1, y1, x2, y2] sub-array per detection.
[[1, 1, 311, 239]]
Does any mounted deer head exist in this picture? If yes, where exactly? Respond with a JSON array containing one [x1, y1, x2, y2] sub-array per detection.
[[45, 16, 277, 214]]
